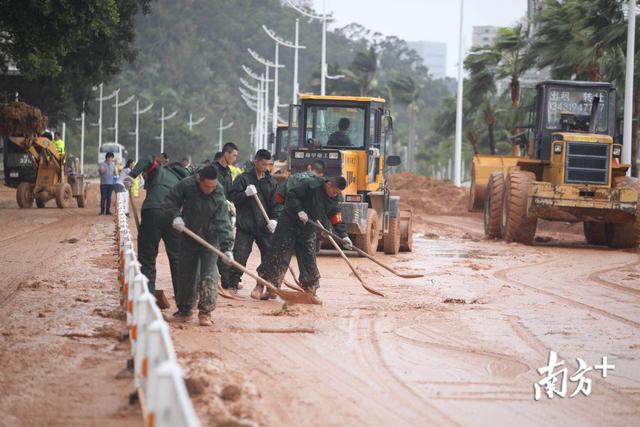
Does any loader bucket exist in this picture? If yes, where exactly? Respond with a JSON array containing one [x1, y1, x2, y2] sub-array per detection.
[[468, 154, 521, 211]]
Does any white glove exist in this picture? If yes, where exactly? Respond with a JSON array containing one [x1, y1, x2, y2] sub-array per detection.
[[222, 251, 234, 265], [298, 211, 309, 224], [172, 216, 185, 232], [342, 236, 353, 250], [267, 219, 278, 233], [227, 200, 236, 216], [245, 184, 258, 197]]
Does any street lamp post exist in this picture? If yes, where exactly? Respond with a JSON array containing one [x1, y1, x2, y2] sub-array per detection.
[[112, 91, 135, 147], [155, 107, 178, 153], [284, 0, 331, 95], [248, 48, 283, 143], [187, 113, 206, 131], [453, 0, 464, 186], [91, 84, 118, 159], [75, 102, 86, 174], [218, 118, 234, 152], [623, 0, 636, 174], [130, 100, 153, 162], [241, 65, 272, 149], [263, 24, 306, 109]]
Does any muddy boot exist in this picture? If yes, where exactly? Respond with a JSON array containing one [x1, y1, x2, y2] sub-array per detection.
[[172, 310, 193, 323], [250, 284, 264, 300], [198, 312, 213, 327]]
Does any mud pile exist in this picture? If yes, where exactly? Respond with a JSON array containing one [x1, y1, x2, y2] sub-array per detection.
[[388, 172, 470, 216], [0, 102, 47, 137]]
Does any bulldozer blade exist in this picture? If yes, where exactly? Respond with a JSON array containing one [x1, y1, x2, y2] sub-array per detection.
[[154, 290, 171, 310], [182, 227, 321, 306]]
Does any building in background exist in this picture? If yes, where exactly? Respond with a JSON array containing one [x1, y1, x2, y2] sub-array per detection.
[[407, 41, 447, 79], [472, 26, 498, 48]]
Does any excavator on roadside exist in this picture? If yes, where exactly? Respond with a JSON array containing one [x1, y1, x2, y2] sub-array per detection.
[[0, 102, 87, 209], [469, 80, 639, 248], [286, 95, 413, 255]]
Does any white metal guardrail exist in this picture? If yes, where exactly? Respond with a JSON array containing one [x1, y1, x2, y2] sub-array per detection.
[[116, 192, 200, 427]]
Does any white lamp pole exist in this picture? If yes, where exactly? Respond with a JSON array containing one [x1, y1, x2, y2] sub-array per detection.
[[75, 102, 86, 174], [453, 0, 464, 187], [112, 92, 135, 147], [263, 24, 306, 111], [218, 119, 234, 152], [623, 0, 636, 174], [241, 68, 270, 149], [187, 113, 206, 131], [284, 0, 331, 95], [248, 48, 283, 146], [130, 100, 153, 162], [155, 107, 178, 153], [91, 84, 118, 158]]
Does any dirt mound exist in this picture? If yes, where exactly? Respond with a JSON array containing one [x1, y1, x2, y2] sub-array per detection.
[[0, 102, 47, 136], [389, 172, 470, 216]]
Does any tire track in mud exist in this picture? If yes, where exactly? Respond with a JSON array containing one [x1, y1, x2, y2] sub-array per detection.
[[586, 257, 640, 297], [351, 312, 461, 426], [492, 257, 640, 330]]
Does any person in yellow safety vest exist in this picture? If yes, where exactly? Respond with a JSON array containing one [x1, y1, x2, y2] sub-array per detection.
[[229, 164, 243, 181], [132, 175, 141, 198], [52, 131, 65, 155]]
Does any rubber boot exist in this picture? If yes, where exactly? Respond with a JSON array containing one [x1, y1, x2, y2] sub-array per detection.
[[198, 312, 213, 326]]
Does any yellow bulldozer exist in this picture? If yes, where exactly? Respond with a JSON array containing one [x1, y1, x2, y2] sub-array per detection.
[[0, 102, 87, 209], [286, 95, 413, 255], [469, 80, 639, 247]]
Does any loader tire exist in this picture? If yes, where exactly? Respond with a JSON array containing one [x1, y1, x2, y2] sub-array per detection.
[[399, 209, 413, 252], [583, 222, 608, 246], [383, 215, 401, 255], [501, 171, 537, 244], [16, 182, 34, 208], [606, 176, 640, 248], [483, 172, 504, 239], [55, 183, 73, 209], [356, 208, 380, 256]]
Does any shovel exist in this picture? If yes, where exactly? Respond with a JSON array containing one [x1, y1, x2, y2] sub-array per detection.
[[128, 190, 171, 309], [250, 193, 305, 293], [309, 220, 424, 279], [312, 221, 384, 297], [181, 226, 321, 305]]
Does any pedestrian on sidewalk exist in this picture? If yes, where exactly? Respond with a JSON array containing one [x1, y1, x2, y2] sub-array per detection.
[[224, 149, 282, 294], [98, 152, 116, 215], [164, 165, 234, 326]]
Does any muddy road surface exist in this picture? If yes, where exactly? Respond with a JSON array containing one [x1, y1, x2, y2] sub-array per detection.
[[160, 210, 640, 426], [0, 184, 139, 426]]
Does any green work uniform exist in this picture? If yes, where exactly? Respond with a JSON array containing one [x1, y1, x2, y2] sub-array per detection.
[[162, 176, 233, 315], [213, 160, 234, 289], [224, 168, 283, 290], [257, 175, 347, 291], [130, 158, 191, 294]]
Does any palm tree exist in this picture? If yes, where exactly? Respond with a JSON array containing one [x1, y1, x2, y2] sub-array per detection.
[[345, 47, 378, 96], [465, 46, 501, 154], [494, 24, 533, 109]]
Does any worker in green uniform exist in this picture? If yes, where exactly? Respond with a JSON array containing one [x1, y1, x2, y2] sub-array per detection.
[[127, 153, 190, 296], [213, 142, 239, 289], [273, 159, 326, 206], [255, 175, 351, 299], [163, 166, 234, 326], [224, 149, 282, 294]]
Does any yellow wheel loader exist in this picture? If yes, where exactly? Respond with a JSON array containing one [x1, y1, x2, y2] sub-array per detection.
[[287, 95, 413, 255], [1, 102, 87, 209], [271, 123, 289, 178], [470, 80, 638, 247]]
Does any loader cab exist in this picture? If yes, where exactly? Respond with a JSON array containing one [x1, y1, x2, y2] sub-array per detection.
[[273, 124, 289, 161], [531, 80, 616, 161]]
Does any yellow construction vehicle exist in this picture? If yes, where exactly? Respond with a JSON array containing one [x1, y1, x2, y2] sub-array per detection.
[[470, 80, 639, 247], [0, 102, 87, 209], [271, 123, 289, 178], [287, 95, 413, 255]]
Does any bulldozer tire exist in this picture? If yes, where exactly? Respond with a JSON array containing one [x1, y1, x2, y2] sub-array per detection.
[[36, 198, 46, 208], [55, 183, 73, 209], [383, 215, 401, 255], [399, 209, 413, 252], [16, 182, 34, 208], [76, 185, 87, 208], [356, 208, 380, 256], [483, 172, 504, 239], [501, 170, 537, 244], [606, 176, 640, 248], [583, 222, 608, 246]]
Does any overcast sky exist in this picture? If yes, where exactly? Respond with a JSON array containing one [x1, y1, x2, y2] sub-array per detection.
[[311, 0, 528, 77]]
